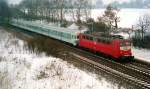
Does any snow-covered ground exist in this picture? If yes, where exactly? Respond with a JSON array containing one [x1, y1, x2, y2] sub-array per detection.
[[0, 28, 127, 89], [132, 47, 150, 63], [65, 9, 150, 28], [91, 9, 150, 28]]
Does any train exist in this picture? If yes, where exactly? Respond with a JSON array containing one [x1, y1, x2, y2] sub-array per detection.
[[10, 19, 134, 61]]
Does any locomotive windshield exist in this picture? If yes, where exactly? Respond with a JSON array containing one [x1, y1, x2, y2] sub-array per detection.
[[120, 41, 131, 51], [120, 42, 131, 46]]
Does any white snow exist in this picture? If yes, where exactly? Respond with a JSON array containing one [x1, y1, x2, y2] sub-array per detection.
[[91, 9, 150, 28], [0, 29, 124, 89], [111, 32, 130, 39], [29, 19, 89, 32], [67, 23, 89, 32], [67, 23, 79, 29], [132, 47, 150, 63], [34, 20, 61, 27]]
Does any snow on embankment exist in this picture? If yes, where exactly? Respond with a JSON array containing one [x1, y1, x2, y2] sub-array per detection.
[[132, 47, 150, 63], [0, 29, 121, 89]]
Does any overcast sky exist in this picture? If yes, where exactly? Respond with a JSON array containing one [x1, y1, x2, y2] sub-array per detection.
[[102, 0, 130, 4], [8, 0, 22, 4], [8, 0, 131, 5]]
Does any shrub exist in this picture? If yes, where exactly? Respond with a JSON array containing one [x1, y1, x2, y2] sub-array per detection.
[[132, 35, 150, 49]]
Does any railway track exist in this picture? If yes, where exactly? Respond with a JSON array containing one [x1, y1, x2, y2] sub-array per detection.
[[128, 61, 150, 72], [70, 52, 150, 89], [62, 44, 150, 89], [125, 62, 150, 76]]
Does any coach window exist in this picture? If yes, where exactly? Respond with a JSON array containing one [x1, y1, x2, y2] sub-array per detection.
[[68, 34, 71, 39], [71, 35, 74, 39], [75, 36, 77, 39], [69, 34, 71, 39], [70, 34, 72, 39], [77, 35, 79, 39], [72, 35, 74, 39], [74, 36, 76, 39]]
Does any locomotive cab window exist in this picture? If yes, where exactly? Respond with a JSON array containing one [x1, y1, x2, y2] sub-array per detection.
[[71, 35, 74, 39], [120, 42, 131, 51], [120, 42, 131, 46]]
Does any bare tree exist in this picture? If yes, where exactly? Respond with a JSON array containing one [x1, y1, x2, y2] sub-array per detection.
[[123, 28, 134, 40], [137, 14, 150, 41], [59, 0, 65, 24], [0, 0, 11, 22], [103, 4, 120, 29], [13, 0, 92, 27], [71, 0, 92, 24]]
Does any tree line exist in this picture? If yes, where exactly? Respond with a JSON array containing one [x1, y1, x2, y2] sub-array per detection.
[[0, 0, 11, 23], [1, 0, 122, 33], [10, 0, 121, 33], [132, 14, 150, 48], [95, 0, 150, 8], [11, 0, 92, 25]]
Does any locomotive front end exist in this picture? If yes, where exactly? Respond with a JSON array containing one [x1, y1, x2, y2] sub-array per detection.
[[120, 41, 134, 60]]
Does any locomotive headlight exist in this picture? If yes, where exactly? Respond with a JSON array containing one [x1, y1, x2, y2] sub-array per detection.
[[120, 46, 131, 51], [120, 47, 124, 50]]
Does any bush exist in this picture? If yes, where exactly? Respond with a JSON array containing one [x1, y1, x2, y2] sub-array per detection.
[[60, 19, 69, 27], [85, 18, 110, 33], [132, 36, 150, 49], [93, 22, 110, 32]]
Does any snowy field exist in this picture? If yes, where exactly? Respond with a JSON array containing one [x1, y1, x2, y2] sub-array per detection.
[[0, 28, 128, 89], [132, 47, 150, 63], [92, 9, 150, 28], [65, 9, 150, 28]]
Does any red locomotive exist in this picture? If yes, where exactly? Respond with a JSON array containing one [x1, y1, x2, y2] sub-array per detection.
[[78, 32, 134, 60]]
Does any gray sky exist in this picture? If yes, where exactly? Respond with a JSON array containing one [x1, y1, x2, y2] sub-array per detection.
[[8, 0, 22, 4], [8, 0, 131, 5], [102, 0, 130, 4]]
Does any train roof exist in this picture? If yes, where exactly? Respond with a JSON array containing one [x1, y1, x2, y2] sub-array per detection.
[[42, 24, 87, 35], [13, 19, 87, 35], [82, 32, 124, 40]]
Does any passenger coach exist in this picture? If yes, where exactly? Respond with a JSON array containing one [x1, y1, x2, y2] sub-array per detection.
[[11, 19, 87, 46]]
